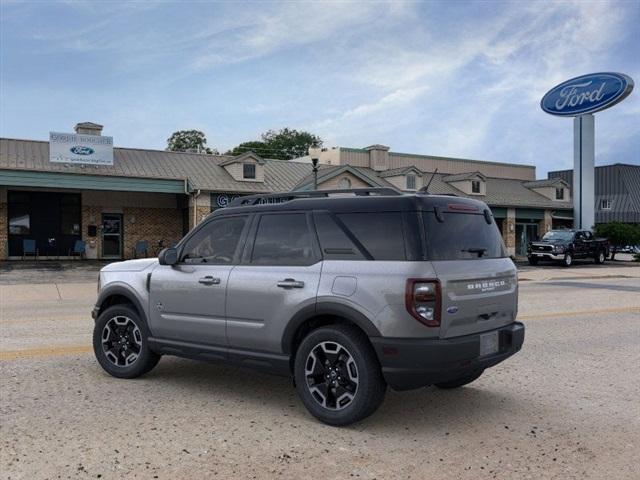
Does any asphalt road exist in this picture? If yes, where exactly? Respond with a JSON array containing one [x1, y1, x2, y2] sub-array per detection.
[[1, 264, 639, 479]]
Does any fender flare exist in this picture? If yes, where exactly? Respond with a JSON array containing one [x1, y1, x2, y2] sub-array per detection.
[[95, 284, 146, 322], [281, 302, 381, 354]]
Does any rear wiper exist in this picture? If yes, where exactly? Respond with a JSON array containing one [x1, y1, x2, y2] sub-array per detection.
[[462, 248, 487, 257]]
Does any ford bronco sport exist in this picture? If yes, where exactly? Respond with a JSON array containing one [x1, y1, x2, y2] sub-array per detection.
[[92, 188, 524, 426]]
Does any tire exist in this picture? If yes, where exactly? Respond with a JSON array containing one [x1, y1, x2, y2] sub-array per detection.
[[435, 370, 484, 389], [562, 253, 573, 267], [294, 324, 386, 426], [595, 250, 606, 264], [93, 304, 160, 379], [527, 256, 539, 265]]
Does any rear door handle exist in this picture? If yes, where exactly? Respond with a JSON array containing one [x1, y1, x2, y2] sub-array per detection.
[[198, 276, 221, 285], [277, 278, 305, 289]]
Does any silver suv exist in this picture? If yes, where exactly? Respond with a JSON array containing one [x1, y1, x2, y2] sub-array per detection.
[[92, 189, 524, 426]]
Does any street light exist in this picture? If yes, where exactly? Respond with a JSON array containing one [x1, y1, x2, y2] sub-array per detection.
[[308, 143, 322, 191]]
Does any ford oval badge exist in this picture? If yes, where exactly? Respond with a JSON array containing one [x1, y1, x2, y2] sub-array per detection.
[[446, 306, 459, 314], [541, 72, 634, 117], [70, 146, 95, 155]]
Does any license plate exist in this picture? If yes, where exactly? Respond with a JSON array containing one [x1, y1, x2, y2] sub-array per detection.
[[480, 331, 499, 357], [535, 253, 543, 257]]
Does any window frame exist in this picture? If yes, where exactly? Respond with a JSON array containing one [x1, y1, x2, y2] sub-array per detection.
[[406, 174, 416, 190], [177, 213, 251, 265], [240, 211, 321, 266], [243, 163, 257, 180], [471, 180, 481, 194], [600, 199, 612, 210], [555, 187, 564, 200]]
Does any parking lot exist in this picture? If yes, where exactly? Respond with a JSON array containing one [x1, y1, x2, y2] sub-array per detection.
[[1, 261, 639, 479]]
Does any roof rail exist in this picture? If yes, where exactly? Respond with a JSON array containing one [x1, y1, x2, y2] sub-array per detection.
[[228, 188, 402, 207]]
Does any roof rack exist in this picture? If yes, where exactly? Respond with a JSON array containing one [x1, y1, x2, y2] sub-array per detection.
[[228, 188, 402, 207]]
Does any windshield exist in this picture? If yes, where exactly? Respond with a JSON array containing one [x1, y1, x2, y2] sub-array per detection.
[[423, 212, 506, 260], [542, 231, 574, 241]]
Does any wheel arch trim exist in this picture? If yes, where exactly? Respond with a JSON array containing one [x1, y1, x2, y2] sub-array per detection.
[[95, 284, 147, 322], [281, 302, 381, 354]]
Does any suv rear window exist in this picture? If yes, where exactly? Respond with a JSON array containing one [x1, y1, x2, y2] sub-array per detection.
[[423, 212, 506, 260], [336, 212, 406, 261]]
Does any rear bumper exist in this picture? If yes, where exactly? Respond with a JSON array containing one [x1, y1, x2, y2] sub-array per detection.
[[371, 322, 525, 391]]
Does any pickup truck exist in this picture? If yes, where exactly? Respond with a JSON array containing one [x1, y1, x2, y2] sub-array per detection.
[[527, 230, 609, 267]]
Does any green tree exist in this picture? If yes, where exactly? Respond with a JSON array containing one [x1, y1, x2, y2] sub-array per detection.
[[167, 130, 217, 154], [225, 141, 269, 157], [593, 222, 640, 260], [226, 128, 322, 160]]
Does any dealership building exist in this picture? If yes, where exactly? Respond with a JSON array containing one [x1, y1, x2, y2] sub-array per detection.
[[0, 122, 584, 261]]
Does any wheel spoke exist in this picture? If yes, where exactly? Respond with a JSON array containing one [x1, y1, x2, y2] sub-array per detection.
[[101, 316, 142, 368], [304, 340, 358, 411]]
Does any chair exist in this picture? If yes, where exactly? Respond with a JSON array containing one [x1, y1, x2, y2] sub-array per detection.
[[68, 240, 86, 260], [133, 240, 148, 258], [22, 239, 38, 261]]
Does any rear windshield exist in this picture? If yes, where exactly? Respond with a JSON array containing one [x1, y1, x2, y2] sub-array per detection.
[[423, 211, 506, 260]]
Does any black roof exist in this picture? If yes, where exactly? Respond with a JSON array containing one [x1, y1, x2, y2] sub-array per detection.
[[211, 190, 491, 217]]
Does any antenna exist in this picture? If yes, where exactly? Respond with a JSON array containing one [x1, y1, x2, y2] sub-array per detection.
[[421, 168, 438, 193]]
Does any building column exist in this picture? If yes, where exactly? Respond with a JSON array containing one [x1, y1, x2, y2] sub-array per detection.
[[539, 210, 553, 238], [502, 208, 516, 257], [0, 188, 7, 260], [188, 192, 211, 231]]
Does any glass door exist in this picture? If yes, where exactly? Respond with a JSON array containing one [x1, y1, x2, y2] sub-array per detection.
[[515, 223, 539, 257], [102, 213, 123, 259]]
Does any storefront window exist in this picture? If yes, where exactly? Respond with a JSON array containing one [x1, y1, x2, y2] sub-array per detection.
[[9, 209, 30, 234]]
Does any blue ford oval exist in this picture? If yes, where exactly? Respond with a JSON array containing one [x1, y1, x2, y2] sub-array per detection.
[[70, 146, 95, 155], [541, 72, 633, 117]]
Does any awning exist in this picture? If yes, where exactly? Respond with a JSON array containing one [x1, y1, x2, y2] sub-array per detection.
[[0, 169, 186, 194]]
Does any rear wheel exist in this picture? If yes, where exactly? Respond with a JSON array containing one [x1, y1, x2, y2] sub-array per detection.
[[435, 370, 484, 389], [562, 253, 573, 267], [294, 324, 386, 426], [93, 304, 160, 379]]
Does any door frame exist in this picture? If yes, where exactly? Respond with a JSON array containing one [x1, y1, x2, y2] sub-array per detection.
[[101, 213, 123, 259]]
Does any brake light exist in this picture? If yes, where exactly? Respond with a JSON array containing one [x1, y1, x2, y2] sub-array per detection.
[[405, 279, 441, 327], [448, 203, 478, 212]]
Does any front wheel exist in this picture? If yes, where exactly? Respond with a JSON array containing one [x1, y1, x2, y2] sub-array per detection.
[[562, 253, 573, 267], [595, 250, 606, 264], [527, 256, 539, 265], [294, 325, 386, 426], [93, 304, 160, 379]]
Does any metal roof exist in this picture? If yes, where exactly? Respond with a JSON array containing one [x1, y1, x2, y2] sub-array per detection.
[[0, 137, 573, 210], [442, 171, 486, 182], [0, 137, 311, 194]]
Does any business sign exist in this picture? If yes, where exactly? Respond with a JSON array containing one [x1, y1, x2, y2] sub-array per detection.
[[541, 72, 634, 116], [49, 132, 114, 165]]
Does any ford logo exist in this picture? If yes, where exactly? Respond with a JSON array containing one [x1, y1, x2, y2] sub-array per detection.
[[541, 72, 634, 117], [446, 306, 459, 314], [70, 146, 95, 155]]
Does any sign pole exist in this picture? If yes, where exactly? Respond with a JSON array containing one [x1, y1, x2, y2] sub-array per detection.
[[573, 114, 595, 229]]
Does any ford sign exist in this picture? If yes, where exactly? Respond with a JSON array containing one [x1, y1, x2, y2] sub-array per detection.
[[541, 72, 633, 116], [70, 145, 95, 155]]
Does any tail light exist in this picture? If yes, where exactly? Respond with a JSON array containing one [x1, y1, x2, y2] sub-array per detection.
[[405, 279, 441, 327]]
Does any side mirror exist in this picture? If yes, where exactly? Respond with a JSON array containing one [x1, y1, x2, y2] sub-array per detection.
[[158, 247, 178, 266]]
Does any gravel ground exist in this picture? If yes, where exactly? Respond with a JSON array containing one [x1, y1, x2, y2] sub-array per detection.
[[1, 266, 639, 479]]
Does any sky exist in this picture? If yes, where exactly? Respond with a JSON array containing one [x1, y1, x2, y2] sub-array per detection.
[[1, 0, 638, 177]]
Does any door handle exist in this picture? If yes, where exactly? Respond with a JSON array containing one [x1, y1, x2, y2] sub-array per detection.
[[198, 276, 221, 285], [277, 278, 305, 289]]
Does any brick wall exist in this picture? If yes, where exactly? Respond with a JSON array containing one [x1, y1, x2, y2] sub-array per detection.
[[502, 208, 516, 257], [123, 207, 183, 259]]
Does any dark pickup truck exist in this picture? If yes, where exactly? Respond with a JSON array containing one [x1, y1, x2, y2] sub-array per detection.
[[527, 230, 609, 267]]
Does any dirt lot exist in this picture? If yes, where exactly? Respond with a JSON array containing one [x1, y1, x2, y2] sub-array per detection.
[[1, 261, 639, 479]]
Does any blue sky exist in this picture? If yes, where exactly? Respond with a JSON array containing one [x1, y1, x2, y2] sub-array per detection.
[[1, 0, 638, 177]]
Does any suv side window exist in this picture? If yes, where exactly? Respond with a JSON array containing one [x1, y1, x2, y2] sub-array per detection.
[[250, 213, 317, 266], [336, 212, 406, 261], [181, 216, 248, 264]]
